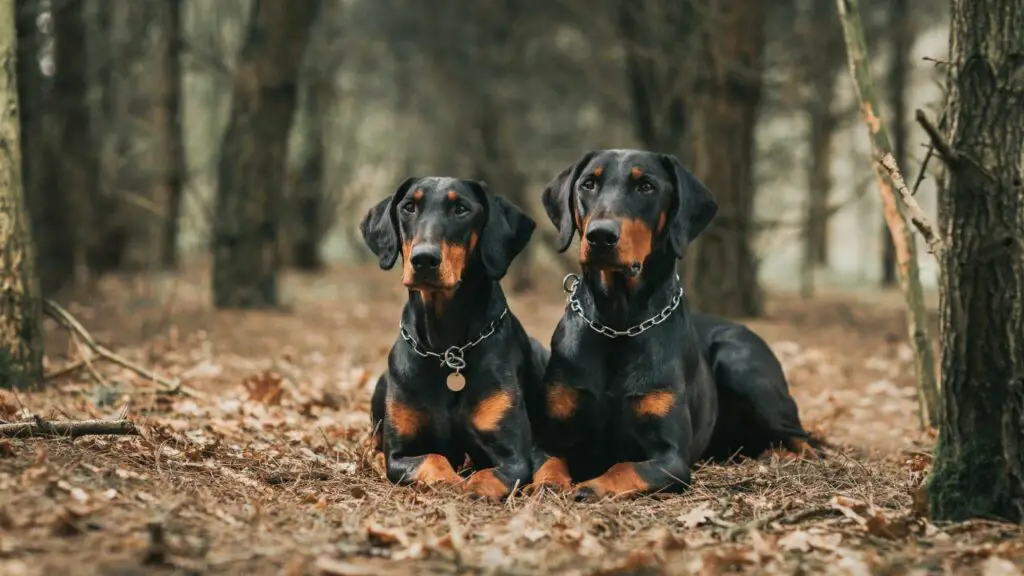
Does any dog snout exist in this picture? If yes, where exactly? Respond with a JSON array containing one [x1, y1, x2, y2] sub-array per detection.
[[410, 243, 442, 270], [585, 220, 620, 248]]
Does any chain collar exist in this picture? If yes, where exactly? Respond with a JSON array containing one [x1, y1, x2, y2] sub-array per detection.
[[562, 273, 684, 338], [399, 308, 509, 371]]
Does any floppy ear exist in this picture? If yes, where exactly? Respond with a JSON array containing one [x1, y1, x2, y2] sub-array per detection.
[[660, 154, 718, 258], [465, 180, 537, 280], [359, 177, 417, 270], [540, 150, 598, 253]]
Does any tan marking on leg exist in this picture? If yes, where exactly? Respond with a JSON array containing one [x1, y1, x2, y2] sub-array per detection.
[[464, 468, 509, 500], [412, 454, 460, 484], [532, 456, 572, 491], [471, 390, 514, 433], [634, 390, 675, 418], [386, 398, 426, 438], [546, 384, 579, 420], [579, 462, 648, 497]]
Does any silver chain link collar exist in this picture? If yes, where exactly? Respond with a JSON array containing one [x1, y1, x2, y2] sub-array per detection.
[[399, 308, 509, 371], [562, 273, 684, 338]]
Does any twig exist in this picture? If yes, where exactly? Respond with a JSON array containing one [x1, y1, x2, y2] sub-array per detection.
[[42, 300, 205, 400], [725, 509, 786, 541], [780, 505, 839, 526], [878, 153, 945, 257], [43, 359, 87, 381], [910, 145, 934, 196], [0, 416, 139, 439], [914, 109, 960, 168], [70, 333, 110, 388]]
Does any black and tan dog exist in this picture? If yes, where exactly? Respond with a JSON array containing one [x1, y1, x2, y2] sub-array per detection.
[[361, 176, 548, 501], [530, 149, 819, 501]]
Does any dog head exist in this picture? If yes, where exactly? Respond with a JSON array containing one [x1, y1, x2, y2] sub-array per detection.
[[360, 177, 536, 291], [541, 149, 717, 273]]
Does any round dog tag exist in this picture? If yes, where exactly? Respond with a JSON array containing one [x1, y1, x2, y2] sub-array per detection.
[[446, 371, 466, 392]]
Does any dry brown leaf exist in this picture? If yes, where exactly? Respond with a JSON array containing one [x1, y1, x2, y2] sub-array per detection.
[[243, 371, 286, 406], [0, 390, 19, 419], [865, 512, 914, 540], [981, 556, 1022, 576], [314, 557, 390, 576], [366, 523, 409, 548], [677, 504, 716, 529]]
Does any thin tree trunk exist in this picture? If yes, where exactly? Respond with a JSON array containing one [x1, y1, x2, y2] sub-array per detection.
[[926, 0, 1024, 522], [688, 0, 766, 318], [212, 0, 320, 309], [161, 0, 185, 270], [881, 0, 911, 287], [291, 77, 328, 272], [799, 0, 843, 298], [0, 0, 44, 388], [836, 0, 939, 428], [52, 0, 93, 291]]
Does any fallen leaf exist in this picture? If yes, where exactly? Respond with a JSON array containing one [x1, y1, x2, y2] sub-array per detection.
[[0, 390, 18, 419], [677, 504, 716, 529], [366, 523, 409, 548], [865, 512, 914, 539], [981, 556, 1022, 576], [315, 557, 388, 576], [243, 371, 286, 406]]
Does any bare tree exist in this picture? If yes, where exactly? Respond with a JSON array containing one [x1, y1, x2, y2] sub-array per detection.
[[687, 0, 767, 317], [212, 0, 320, 308], [927, 0, 1024, 522], [0, 0, 44, 387]]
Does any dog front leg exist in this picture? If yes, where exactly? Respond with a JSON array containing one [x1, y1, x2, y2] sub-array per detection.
[[573, 390, 693, 501], [464, 389, 533, 501]]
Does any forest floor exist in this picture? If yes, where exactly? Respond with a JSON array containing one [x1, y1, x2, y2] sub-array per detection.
[[1, 264, 1022, 576]]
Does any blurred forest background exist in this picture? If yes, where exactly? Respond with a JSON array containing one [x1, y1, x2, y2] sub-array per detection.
[[16, 0, 950, 318]]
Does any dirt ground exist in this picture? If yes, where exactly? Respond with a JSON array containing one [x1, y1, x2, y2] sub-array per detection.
[[1, 265, 1022, 576]]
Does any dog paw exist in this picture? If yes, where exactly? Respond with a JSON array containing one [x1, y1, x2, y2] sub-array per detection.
[[464, 469, 509, 502]]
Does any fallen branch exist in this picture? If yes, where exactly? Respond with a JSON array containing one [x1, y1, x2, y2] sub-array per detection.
[[878, 153, 945, 257], [0, 416, 139, 439], [42, 300, 205, 400]]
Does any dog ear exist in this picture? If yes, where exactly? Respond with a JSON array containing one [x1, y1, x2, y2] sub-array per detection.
[[541, 150, 598, 253], [465, 180, 536, 280], [359, 177, 417, 270], [660, 154, 718, 258]]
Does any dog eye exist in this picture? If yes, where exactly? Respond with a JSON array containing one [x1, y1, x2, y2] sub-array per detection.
[[453, 202, 470, 216], [637, 181, 655, 194], [579, 178, 596, 192], [401, 202, 416, 214]]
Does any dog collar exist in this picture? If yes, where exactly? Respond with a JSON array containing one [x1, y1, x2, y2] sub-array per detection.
[[562, 273, 684, 339], [398, 307, 509, 391]]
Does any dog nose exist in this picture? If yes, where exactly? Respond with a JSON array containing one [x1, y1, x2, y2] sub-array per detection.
[[410, 244, 442, 270], [585, 220, 620, 247]]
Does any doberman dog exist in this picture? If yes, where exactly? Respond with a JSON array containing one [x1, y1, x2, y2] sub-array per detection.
[[361, 176, 549, 501], [530, 149, 820, 501]]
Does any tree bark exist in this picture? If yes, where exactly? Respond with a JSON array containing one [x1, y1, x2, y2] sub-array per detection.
[[927, 0, 1024, 522], [290, 57, 330, 272], [836, 0, 940, 429], [0, 0, 44, 388], [53, 0, 95, 291], [212, 0, 320, 308], [881, 0, 911, 287], [687, 0, 766, 317]]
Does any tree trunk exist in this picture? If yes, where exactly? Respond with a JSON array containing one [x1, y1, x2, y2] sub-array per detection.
[[212, 0, 320, 309], [0, 0, 44, 388], [927, 0, 1024, 522], [799, 0, 844, 298], [881, 0, 911, 287], [161, 0, 185, 270], [687, 0, 766, 318], [290, 74, 329, 272]]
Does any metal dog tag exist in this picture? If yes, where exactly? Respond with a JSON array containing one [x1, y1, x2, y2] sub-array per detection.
[[446, 371, 466, 392]]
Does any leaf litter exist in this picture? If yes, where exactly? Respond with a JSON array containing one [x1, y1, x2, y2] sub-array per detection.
[[0, 267, 1022, 575]]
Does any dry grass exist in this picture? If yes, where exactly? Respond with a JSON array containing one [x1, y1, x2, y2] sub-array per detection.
[[1, 265, 1022, 575]]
